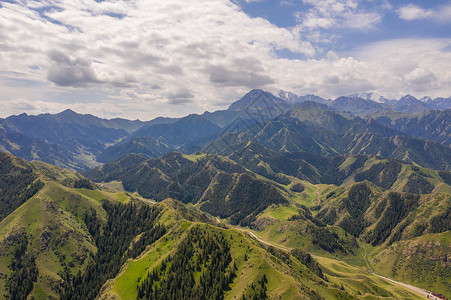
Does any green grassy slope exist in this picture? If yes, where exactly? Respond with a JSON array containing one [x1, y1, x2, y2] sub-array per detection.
[[99, 206, 425, 300], [0, 157, 145, 299], [1, 152, 449, 299]]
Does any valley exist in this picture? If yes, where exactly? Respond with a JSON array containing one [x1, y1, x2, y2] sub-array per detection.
[[0, 89, 450, 299]]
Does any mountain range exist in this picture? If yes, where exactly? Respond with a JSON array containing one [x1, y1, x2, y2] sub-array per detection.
[[1, 89, 450, 172], [0, 89, 450, 299]]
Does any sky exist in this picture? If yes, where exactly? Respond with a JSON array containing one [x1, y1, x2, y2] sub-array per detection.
[[0, 0, 450, 120]]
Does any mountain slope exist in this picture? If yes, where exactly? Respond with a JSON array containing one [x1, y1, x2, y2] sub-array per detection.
[[0, 150, 446, 299], [209, 103, 451, 170], [133, 114, 221, 147], [392, 95, 432, 113], [6, 110, 130, 155], [1, 110, 152, 170], [0, 152, 43, 222], [330, 96, 392, 115], [84, 152, 288, 225], [96, 136, 173, 163], [372, 109, 451, 147]]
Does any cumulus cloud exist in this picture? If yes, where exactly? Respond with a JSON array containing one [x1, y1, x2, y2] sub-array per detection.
[[398, 4, 432, 21], [295, 0, 382, 30], [0, 0, 450, 120], [47, 50, 101, 87], [205, 57, 274, 87], [166, 88, 195, 105], [397, 3, 451, 23]]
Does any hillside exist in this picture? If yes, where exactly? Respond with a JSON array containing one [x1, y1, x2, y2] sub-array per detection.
[[1, 89, 450, 299], [84, 152, 289, 226], [0, 153, 431, 299], [372, 109, 451, 147], [204, 103, 451, 171], [96, 136, 173, 163]]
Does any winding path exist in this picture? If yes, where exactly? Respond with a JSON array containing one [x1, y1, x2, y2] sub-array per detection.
[[237, 227, 427, 299]]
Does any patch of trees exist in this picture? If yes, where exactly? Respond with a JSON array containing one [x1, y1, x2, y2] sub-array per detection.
[[201, 173, 287, 226], [339, 183, 371, 236], [73, 178, 95, 190], [241, 275, 268, 300], [438, 171, 451, 185], [288, 207, 326, 228], [59, 201, 165, 300], [0, 154, 43, 222], [5, 233, 38, 300], [290, 182, 304, 193], [403, 174, 434, 194], [364, 193, 419, 246], [291, 249, 325, 280], [316, 208, 338, 225], [354, 161, 402, 189], [137, 226, 235, 300], [429, 207, 451, 233], [307, 225, 345, 253]]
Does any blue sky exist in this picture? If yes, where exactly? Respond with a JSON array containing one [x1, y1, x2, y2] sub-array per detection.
[[236, 0, 451, 57], [0, 0, 450, 119]]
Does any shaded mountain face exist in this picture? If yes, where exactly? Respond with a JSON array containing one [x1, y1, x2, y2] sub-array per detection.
[[84, 152, 287, 225], [372, 109, 451, 147], [6, 110, 132, 153], [0, 119, 82, 169], [217, 140, 448, 193], [0, 152, 44, 222], [133, 114, 221, 147], [205, 102, 451, 171], [96, 136, 174, 163]]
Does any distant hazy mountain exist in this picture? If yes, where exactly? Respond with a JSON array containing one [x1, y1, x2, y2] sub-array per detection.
[[391, 94, 432, 113], [133, 114, 221, 147], [330, 96, 392, 115], [423, 96, 451, 110], [0, 118, 82, 169], [2, 109, 154, 169], [6, 109, 139, 153], [1, 89, 450, 170], [277, 90, 449, 115]]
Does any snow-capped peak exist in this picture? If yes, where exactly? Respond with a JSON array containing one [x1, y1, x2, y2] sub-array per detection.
[[420, 96, 432, 102], [356, 92, 389, 103]]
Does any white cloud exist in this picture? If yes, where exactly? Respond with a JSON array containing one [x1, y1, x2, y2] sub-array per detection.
[[296, 0, 381, 31], [0, 0, 318, 118], [397, 3, 451, 23], [0, 0, 450, 120], [398, 4, 432, 21]]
